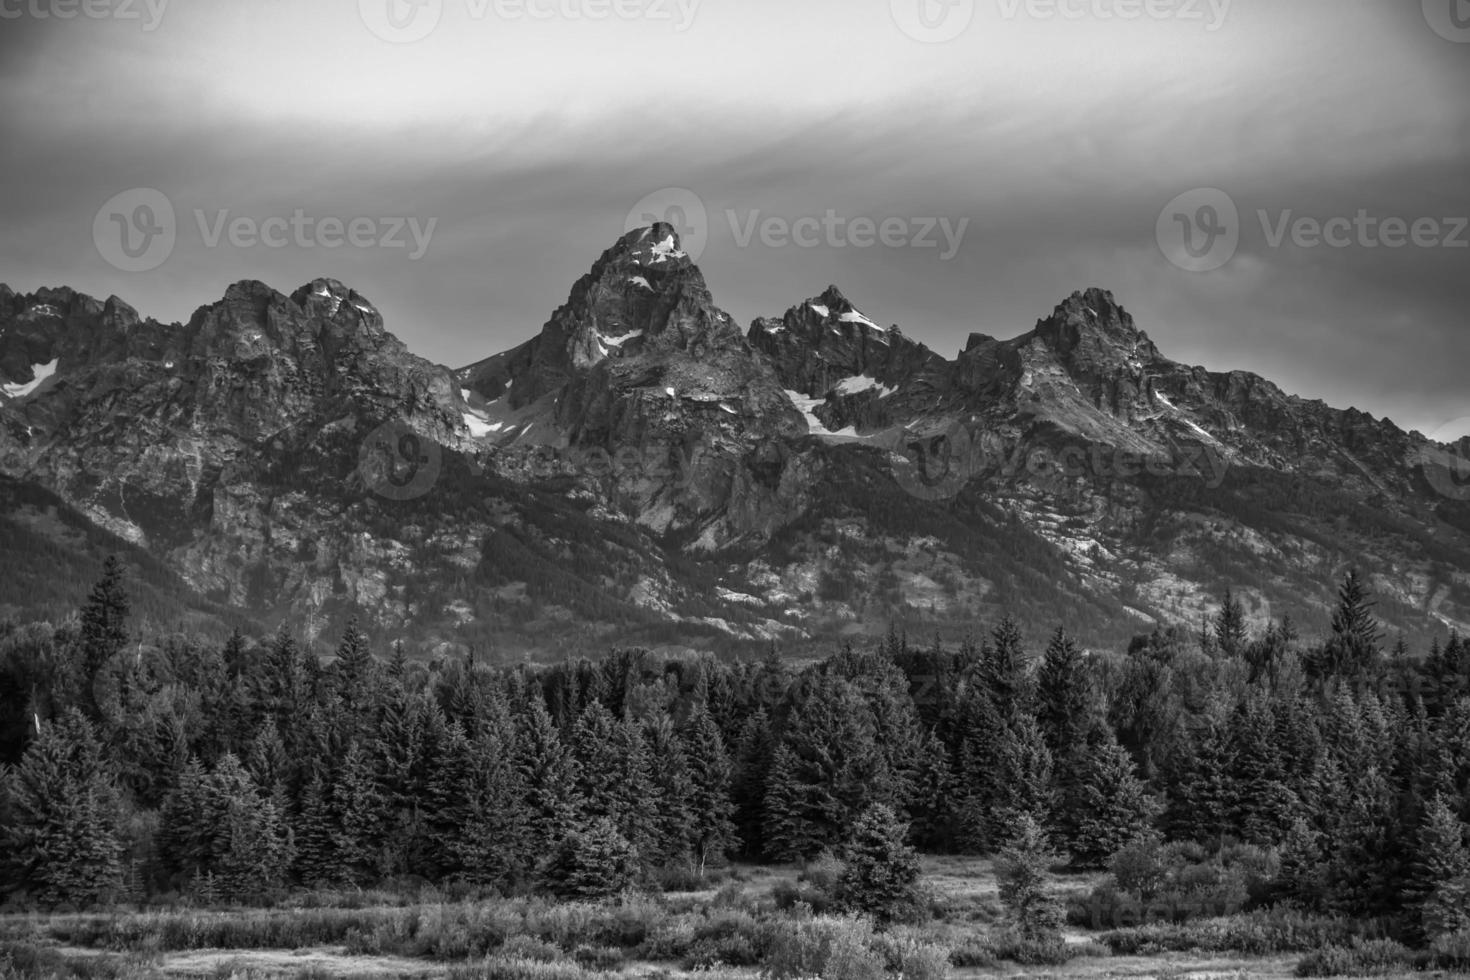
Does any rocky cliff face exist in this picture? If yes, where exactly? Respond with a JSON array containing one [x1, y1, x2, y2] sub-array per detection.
[[2, 230, 1467, 657]]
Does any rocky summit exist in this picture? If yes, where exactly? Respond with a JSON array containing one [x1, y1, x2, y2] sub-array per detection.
[[2, 229, 1468, 658]]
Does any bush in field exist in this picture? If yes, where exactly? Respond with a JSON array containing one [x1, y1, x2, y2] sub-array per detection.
[[836, 805, 924, 923], [762, 915, 885, 980], [994, 814, 1063, 941], [540, 820, 639, 901], [879, 933, 952, 980], [1294, 938, 1415, 977], [1108, 833, 1170, 911]]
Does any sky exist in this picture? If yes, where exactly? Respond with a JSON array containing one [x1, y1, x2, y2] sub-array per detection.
[[1, 0, 1467, 439]]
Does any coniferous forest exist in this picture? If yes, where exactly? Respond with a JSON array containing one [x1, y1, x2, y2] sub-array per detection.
[[2, 557, 1470, 979]]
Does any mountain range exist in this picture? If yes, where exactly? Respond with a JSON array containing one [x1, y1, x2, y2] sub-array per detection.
[[3, 222, 1468, 658]]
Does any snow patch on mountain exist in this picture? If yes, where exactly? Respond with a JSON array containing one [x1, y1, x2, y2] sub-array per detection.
[[2, 358, 57, 399]]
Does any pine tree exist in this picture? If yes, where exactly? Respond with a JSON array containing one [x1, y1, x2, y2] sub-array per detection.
[[207, 754, 292, 902], [837, 804, 922, 923], [759, 675, 885, 860], [1410, 793, 1470, 940], [1321, 570, 1382, 678], [1, 709, 124, 907], [982, 617, 1030, 712], [1276, 816, 1326, 910], [682, 703, 737, 874], [1226, 694, 1300, 845], [330, 740, 384, 885], [731, 708, 774, 857], [333, 617, 375, 713], [1055, 722, 1159, 869], [995, 814, 1063, 940], [293, 774, 338, 887], [541, 817, 639, 900], [514, 699, 580, 855], [644, 712, 698, 868], [78, 556, 130, 719], [1214, 588, 1248, 658], [1036, 628, 1091, 761], [157, 757, 214, 884]]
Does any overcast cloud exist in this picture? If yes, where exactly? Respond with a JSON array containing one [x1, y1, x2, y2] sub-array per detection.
[[1, 0, 1466, 438]]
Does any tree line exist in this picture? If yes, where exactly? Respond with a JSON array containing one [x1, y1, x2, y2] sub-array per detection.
[[0, 558, 1468, 947]]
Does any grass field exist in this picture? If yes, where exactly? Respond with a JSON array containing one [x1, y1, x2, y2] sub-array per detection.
[[0, 858, 1441, 980]]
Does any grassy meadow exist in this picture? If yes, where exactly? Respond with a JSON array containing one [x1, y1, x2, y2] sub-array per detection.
[[0, 856, 1449, 980]]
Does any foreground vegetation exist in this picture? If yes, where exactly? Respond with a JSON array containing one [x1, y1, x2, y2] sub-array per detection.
[[3, 856, 1464, 979], [1, 559, 1469, 978]]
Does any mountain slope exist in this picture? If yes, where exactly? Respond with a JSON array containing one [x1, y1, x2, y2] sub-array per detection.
[[2, 230, 1467, 657]]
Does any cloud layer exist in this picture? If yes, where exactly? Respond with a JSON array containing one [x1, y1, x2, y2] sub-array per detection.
[[2, 0, 1467, 437]]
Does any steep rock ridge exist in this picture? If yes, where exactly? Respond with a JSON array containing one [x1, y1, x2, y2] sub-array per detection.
[[749, 285, 951, 435], [1, 230, 1468, 655], [459, 223, 812, 550]]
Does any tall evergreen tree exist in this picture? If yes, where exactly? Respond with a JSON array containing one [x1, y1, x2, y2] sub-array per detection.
[[837, 804, 922, 923], [1036, 628, 1091, 761], [1055, 722, 1158, 868], [1214, 588, 1248, 658], [995, 814, 1064, 941], [682, 703, 737, 874], [1320, 570, 1382, 678], [1409, 793, 1470, 940], [1, 709, 124, 906], [78, 556, 130, 719]]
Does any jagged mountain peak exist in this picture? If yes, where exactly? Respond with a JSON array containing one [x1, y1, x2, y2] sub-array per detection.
[[1031, 287, 1160, 365]]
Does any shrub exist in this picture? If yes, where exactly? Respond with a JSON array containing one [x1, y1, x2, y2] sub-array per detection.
[[1294, 939, 1415, 977], [497, 936, 566, 963], [1424, 929, 1470, 971], [762, 914, 885, 980], [882, 934, 951, 980]]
